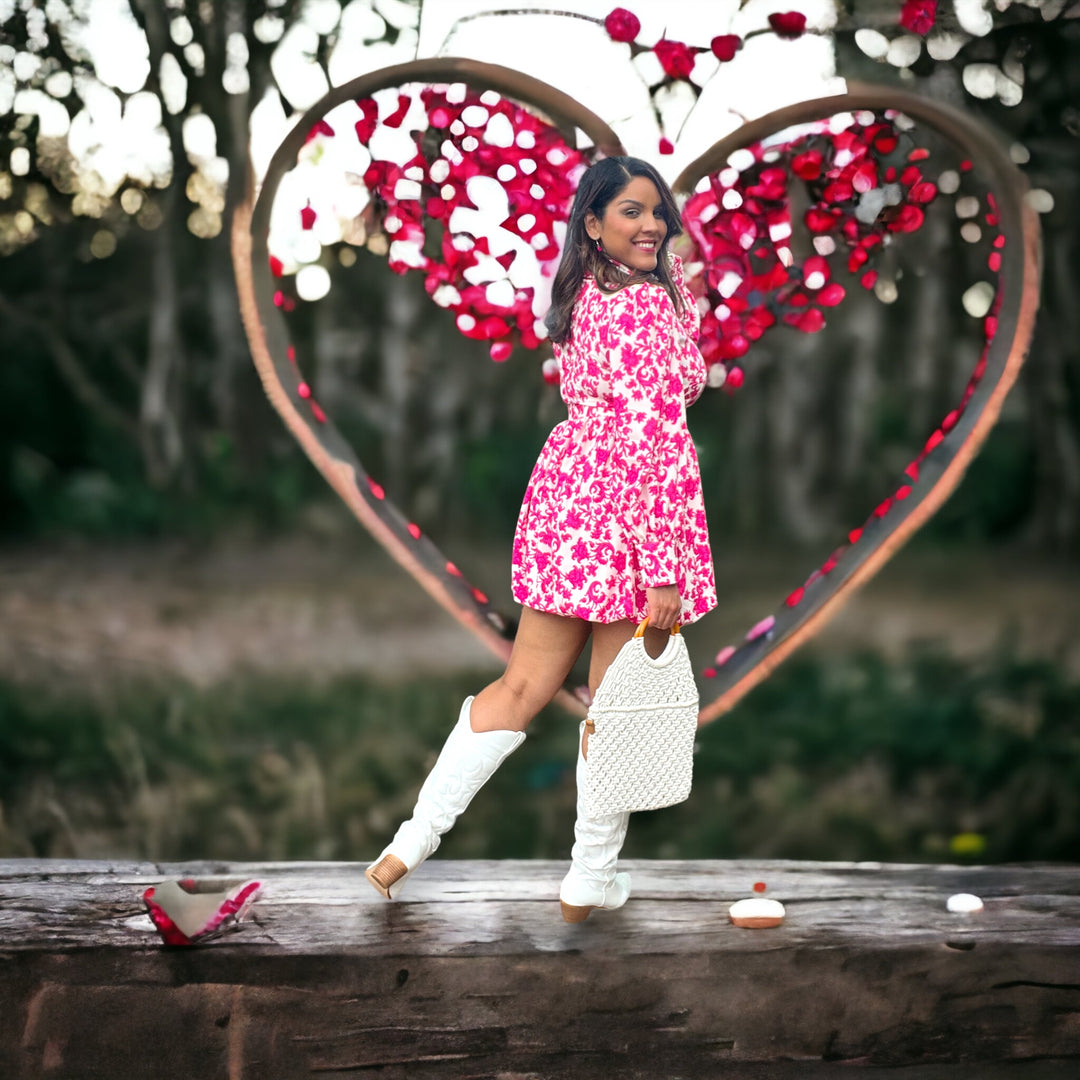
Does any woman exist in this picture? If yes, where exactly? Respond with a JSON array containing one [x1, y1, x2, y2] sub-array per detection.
[[366, 157, 716, 921]]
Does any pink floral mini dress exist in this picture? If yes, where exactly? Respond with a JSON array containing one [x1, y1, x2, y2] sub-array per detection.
[[512, 255, 717, 625]]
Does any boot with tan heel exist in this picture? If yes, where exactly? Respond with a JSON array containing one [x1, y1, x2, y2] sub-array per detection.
[[366, 696, 525, 899], [559, 721, 631, 922]]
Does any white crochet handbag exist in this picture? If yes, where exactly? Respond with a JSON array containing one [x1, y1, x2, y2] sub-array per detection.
[[583, 618, 699, 815]]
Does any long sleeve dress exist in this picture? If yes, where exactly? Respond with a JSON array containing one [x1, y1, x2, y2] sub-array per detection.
[[511, 255, 717, 626]]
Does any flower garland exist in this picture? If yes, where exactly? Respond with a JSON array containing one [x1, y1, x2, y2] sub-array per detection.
[[601, 3, 939, 154]]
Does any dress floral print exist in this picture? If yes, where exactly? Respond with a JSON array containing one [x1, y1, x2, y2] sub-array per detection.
[[512, 255, 717, 625]]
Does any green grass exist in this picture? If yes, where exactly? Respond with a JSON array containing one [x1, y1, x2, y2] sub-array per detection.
[[1, 643, 1077, 864]]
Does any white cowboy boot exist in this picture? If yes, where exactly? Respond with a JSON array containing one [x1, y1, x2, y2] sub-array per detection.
[[365, 696, 525, 900], [559, 722, 631, 922]]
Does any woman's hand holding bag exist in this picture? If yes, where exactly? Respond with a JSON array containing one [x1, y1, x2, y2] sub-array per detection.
[[645, 584, 681, 629]]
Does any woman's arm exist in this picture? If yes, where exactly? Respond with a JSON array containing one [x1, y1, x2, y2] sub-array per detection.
[[667, 250, 702, 342], [606, 283, 688, 605], [665, 252, 707, 406]]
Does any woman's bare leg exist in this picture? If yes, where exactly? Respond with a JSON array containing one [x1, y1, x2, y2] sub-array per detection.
[[366, 608, 588, 899], [468, 607, 592, 732]]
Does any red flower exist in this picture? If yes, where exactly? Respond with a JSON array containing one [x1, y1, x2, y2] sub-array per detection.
[[887, 204, 925, 233], [746, 166, 787, 201], [792, 150, 822, 180], [805, 207, 838, 233], [382, 94, 410, 129], [744, 306, 776, 339], [801, 255, 830, 287], [710, 34, 741, 62], [654, 38, 697, 80], [304, 118, 334, 144], [658, 137, 674, 155], [768, 11, 807, 38], [899, 0, 937, 35], [818, 282, 846, 306], [852, 161, 877, 194], [354, 98, 378, 143], [908, 180, 938, 204], [604, 7, 640, 43], [791, 307, 825, 333]]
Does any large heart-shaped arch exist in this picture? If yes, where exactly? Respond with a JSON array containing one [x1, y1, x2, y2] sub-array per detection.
[[233, 66, 1040, 726]]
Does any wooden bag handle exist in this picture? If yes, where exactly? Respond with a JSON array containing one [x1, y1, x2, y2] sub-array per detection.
[[634, 617, 681, 638]]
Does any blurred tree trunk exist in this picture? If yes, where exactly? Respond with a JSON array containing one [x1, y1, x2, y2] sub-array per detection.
[[1027, 221, 1080, 549], [380, 275, 419, 498], [141, 195, 187, 488]]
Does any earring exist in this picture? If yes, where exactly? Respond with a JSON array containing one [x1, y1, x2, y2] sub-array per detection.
[[594, 238, 603, 253]]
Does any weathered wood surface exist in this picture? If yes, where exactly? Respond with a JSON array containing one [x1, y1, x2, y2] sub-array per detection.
[[2, 858, 1079, 1079]]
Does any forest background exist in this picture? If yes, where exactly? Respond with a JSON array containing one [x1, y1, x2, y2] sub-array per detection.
[[1, 0, 1078, 869]]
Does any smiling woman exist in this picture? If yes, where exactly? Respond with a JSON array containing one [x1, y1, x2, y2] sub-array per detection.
[[545, 156, 686, 342], [237, 58, 724, 918], [363, 151, 716, 920]]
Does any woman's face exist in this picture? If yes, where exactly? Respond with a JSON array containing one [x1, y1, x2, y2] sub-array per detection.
[[584, 175, 668, 273]]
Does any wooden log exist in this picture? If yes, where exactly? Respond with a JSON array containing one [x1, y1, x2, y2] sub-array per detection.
[[1, 859, 1079, 1078]]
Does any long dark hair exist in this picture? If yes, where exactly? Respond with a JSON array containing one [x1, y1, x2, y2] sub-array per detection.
[[544, 157, 684, 344]]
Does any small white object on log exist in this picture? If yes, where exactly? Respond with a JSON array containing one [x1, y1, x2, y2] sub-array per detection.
[[729, 897, 785, 929], [946, 892, 984, 914]]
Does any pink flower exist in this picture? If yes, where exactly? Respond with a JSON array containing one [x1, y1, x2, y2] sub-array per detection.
[[710, 34, 741, 62], [658, 137, 674, 155], [768, 11, 807, 38], [654, 38, 697, 80], [899, 0, 937, 35], [604, 7, 640, 43]]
